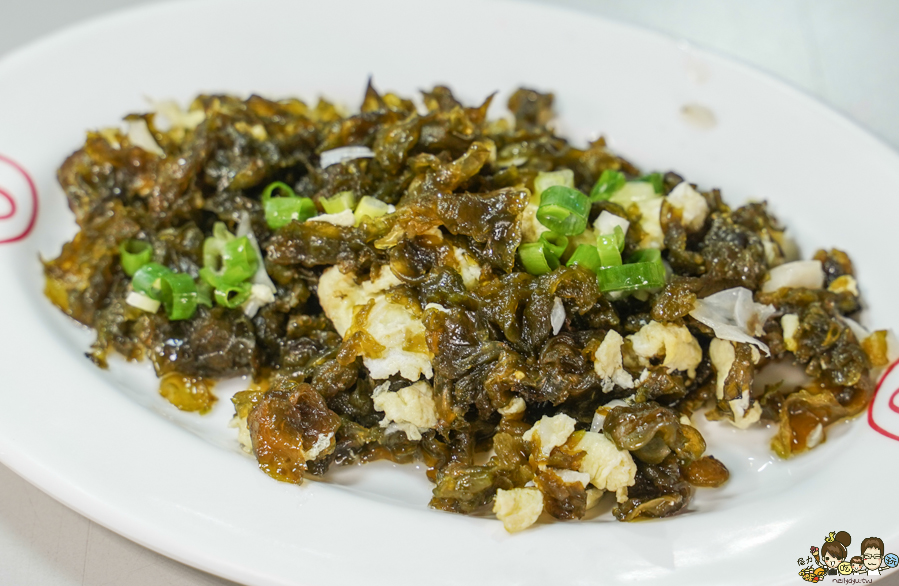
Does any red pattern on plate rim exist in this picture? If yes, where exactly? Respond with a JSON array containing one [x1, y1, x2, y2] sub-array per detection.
[[0, 153, 38, 244], [868, 358, 899, 441]]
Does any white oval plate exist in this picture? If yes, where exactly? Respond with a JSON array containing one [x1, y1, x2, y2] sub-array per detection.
[[1, 1, 898, 585]]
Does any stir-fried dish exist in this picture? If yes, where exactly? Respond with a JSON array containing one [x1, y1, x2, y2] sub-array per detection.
[[43, 83, 890, 531]]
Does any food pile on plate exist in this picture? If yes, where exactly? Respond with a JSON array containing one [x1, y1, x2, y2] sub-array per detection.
[[44, 83, 890, 531]]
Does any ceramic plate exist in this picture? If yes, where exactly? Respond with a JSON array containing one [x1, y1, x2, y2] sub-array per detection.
[[1, 1, 898, 584]]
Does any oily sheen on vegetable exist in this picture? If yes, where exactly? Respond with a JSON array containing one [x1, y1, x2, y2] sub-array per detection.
[[43, 83, 889, 532]]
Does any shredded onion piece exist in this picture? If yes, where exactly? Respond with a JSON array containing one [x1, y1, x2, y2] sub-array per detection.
[[689, 287, 776, 355], [306, 209, 355, 226], [840, 316, 870, 343], [319, 146, 375, 168], [593, 210, 629, 237], [237, 213, 276, 289], [126, 119, 164, 156], [761, 260, 824, 293], [550, 297, 565, 335], [126, 291, 160, 313]]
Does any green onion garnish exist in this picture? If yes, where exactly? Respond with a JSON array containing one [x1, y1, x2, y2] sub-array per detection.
[[196, 280, 213, 308], [596, 250, 666, 293], [119, 239, 153, 276], [589, 170, 626, 202], [627, 248, 662, 264], [131, 262, 174, 300], [539, 232, 569, 259], [321, 190, 356, 214], [159, 272, 199, 320], [213, 282, 252, 308], [533, 169, 575, 197], [520, 241, 560, 275], [354, 195, 392, 225], [566, 244, 602, 273], [612, 225, 626, 252], [261, 181, 317, 229], [220, 235, 258, 284], [596, 234, 623, 267], [536, 186, 590, 236], [638, 172, 664, 194]]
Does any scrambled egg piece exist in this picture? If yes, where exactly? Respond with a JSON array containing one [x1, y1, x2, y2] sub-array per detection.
[[372, 381, 438, 441], [709, 338, 762, 429], [781, 314, 800, 352], [554, 468, 591, 487], [452, 247, 482, 290], [318, 266, 433, 381], [523, 413, 576, 457], [498, 397, 526, 416], [593, 330, 635, 392], [666, 182, 709, 231], [628, 321, 702, 378], [575, 431, 637, 503], [230, 414, 253, 454], [828, 275, 858, 296], [493, 488, 543, 533]]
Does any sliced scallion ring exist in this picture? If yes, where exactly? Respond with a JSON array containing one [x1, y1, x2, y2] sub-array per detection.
[[520, 241, 560, 276], [589, 169, 626, 202], [159, 272, 199, 320], [220, 235, 258, 284], [536, 186, 590, 236], [566, 244, 602, 273], [131, 262, 173, 301], [596, 234, 623, 267], [321, 190, 356, 214], [539, 232, 569, 259], [119, 239, 153, 276], [213, 282, 252, 309], [261, 181, 317, 229]]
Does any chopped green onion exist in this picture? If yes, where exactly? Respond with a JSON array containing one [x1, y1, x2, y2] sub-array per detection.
[[199, 267, 226, 289], [589, 170, 626, 201], [520, 241, 560, 275], [354, 195, 392, 225], [264, 196, 317, 230], [321, 190, 356, 214], [119, 239, 153, 276], [566, 244, 602, 273], [596, 250, 666, 293], [131, 262, 173, 300], [613, 225, 626, 251], [196, 280, 213, 308], [536, 186, 590, 236], [596, 234, 623, 267], [261, 181, 316, 229], [638, 172, 664, 194], [220, 235, 258, 284], [539, 232, 569, 259], [627, 248, 662, 264], [261, 181, 296, 199], [214, 282, 252, 308], [203, 222, 233, 272], [159, 272, 198, 320], [534, 169, 575, 197]]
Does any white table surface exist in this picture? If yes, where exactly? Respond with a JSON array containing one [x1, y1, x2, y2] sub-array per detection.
[[2, 1, 898, 584]]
